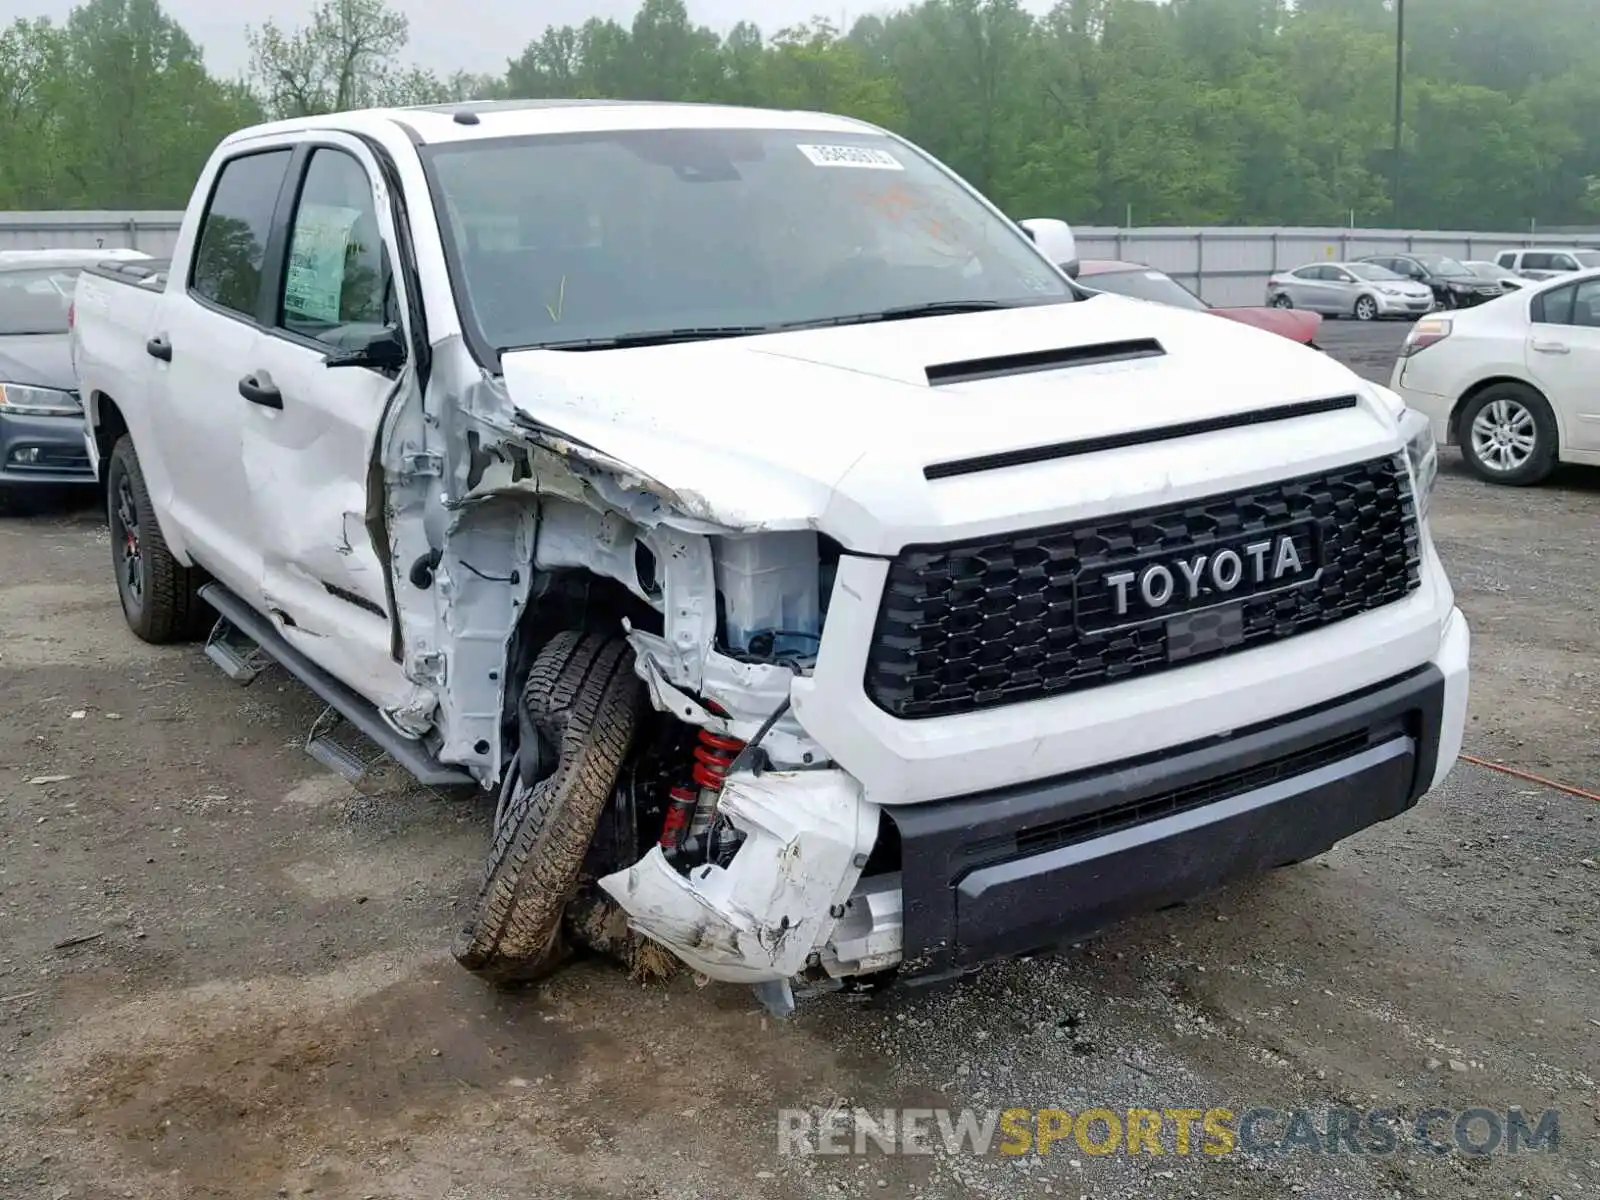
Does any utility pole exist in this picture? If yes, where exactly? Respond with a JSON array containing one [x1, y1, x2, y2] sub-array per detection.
[[1392, 0, 1405, 228]]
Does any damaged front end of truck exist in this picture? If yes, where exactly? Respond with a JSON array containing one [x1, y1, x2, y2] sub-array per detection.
[[376, 338, 887, 1013]]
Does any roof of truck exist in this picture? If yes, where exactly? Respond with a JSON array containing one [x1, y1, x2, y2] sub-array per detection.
[[221, 99, 885, 150]]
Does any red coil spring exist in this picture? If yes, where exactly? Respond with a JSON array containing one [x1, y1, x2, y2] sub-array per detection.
[[692, 728, 746, 791]]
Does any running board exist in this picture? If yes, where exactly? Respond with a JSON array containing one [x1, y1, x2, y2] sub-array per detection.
[[198, 583, 474, 788]]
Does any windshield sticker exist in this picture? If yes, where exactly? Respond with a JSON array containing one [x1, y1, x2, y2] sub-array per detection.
[[283, 203, 361, 324], [797, 144, 904, 170]]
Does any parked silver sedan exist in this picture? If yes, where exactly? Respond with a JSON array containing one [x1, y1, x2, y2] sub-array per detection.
[[1265, 261, 1435, 321]]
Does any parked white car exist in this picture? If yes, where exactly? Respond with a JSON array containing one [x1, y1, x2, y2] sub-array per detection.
[[71, 100, 1468, 1011], [1390, 269, 1600, 485]]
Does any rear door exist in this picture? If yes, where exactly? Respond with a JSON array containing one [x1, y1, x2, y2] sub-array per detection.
[[240, 136, 413, 704], [1525, 278, 1600, 451], [1287, 266, 1331, 310], [1520, 252, 1558, 280], [148, 146, 297, 604]]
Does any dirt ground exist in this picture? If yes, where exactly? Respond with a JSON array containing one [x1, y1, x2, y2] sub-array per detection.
[[2, 321, 1597, 1200]]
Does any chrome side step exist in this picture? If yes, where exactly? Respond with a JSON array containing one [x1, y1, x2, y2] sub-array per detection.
[[197, 583, 474, 788]]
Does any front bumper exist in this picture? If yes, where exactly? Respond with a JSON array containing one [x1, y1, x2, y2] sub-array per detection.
[[877, 649, 1457, 984], [605, 605, 1469, 987], [1376, 293, 1434, 316], [0, 410, 97, 487]]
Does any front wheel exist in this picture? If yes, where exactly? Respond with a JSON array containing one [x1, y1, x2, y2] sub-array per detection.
[[105, 435, 206, 643], [1354, 294, 1379, 321], [1458, 385, 1558, 486], [454, 631, 646, 985]]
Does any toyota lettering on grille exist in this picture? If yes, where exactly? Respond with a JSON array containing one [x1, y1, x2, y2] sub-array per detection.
[[1102, 531, 1311, 620]]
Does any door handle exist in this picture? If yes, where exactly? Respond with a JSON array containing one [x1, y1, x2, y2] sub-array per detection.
[[145, 335, 172, 361], [238, 371, 283, 409], [1531, 340, 1570, 355]]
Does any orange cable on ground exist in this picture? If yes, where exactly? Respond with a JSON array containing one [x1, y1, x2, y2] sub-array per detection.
[[1459, 753, 1600, 803]]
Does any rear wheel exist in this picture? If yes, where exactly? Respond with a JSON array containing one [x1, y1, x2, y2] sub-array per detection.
[[454, 631, 646, 985], [1458, 384, 1558, 486], [1271, 293, 1294, 309], [105, 435, 206, 643], [1354, 294, 1379, 321]]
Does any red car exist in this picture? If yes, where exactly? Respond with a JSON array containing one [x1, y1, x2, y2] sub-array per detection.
[[1077, 259, 1323, 349]]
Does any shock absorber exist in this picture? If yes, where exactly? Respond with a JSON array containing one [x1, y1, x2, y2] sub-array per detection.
[[684, 728, 746, 859]]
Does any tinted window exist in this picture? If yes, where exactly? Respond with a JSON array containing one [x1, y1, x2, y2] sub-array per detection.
[[1082, 267, 1208, 310], [1574, 280, 1600, 327], [1551, 255, 1580, 271], [422, 127, 1073, 355], [277, 149, 391, 346], [1496, 252, 1516, 268], [0, 266, 81, 335], [191, 150, 293, 318], [1536, 280, 1600, 327], [1522, 253, 1555, 271], [1292, 266, 1322, 280], [1347, 263, 1403, 281], [1534, 284, 1575, 325]]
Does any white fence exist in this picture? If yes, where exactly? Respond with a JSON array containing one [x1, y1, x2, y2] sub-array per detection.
[[5, 212, 1598, 308]]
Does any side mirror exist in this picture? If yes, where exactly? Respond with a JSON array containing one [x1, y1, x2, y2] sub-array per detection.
[[1018, 217, 1079, 279], [324, 326, 407, 372]]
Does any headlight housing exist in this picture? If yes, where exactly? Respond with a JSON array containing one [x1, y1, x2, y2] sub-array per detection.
[[0, 382, 82, 417], [1399, 407, 1438, 522]]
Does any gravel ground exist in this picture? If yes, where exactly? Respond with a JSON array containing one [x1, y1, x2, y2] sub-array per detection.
[[2, 321, 1597, 1200]]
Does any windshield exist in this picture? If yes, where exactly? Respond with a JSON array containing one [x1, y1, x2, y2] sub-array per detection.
[[1082, 267, 1207, 311], [421, 127, 1075, 355], [0, 266, 80, 335], [1575, 251, 1600, 268], [1347, 263, 1403, 281], [1415, 255, 1470, 277]]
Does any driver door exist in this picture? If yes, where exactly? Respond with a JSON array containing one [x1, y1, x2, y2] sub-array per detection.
[[239, 137, 411, 705]]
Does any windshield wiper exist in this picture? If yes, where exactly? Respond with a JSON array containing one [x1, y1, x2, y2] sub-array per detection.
[[516, 325, 771, 352]]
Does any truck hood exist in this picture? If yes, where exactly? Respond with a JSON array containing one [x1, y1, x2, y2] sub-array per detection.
[[499, 294, 1395, 552]]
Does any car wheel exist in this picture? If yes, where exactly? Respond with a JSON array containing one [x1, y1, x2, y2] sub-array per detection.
[[1353, 294, 1379, 321], [1458, 384, 1558, 486], [105, 435, 207, 643], [1271, 293, 1294, 309], [454, 630, 646, 985]]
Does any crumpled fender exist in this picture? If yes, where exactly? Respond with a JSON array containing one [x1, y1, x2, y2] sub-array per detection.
[[598, 768, 880, 983]]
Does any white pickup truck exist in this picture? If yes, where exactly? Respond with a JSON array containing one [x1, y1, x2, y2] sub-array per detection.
[[72, 100, 1469, 1013]]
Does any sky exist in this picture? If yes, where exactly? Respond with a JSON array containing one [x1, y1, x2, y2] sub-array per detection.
[[17, 0, 913, 79]]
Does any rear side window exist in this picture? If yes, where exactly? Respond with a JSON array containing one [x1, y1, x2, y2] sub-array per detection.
[[190, 149, 293, 319], [1497, 252, 1517, 268], [1522, 253, 1554, 272], [1533, 284, 1574, 325]]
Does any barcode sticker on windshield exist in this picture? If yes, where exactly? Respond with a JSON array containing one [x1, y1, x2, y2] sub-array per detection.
[[796, 144, 904, 170]]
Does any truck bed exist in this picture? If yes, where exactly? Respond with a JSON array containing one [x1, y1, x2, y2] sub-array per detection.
[[84, 257, 171, 289]]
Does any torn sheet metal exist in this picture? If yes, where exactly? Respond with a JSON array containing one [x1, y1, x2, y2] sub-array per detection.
[[598, 768, 880, 983]]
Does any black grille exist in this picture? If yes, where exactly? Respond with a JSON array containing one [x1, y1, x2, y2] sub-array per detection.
[[865, 454, 1421, 719]]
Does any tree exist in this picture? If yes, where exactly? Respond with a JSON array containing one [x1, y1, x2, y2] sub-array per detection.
[[248, 0, 425, 117]]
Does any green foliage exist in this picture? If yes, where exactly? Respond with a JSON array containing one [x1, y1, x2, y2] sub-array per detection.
[[3, 0, 1598, 228]]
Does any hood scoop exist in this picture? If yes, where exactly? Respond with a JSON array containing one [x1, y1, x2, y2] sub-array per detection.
[[924, 337, 1165, 387], [923, 394, 1361, 481]]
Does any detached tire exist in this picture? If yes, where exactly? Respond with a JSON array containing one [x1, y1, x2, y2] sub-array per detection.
[[106, 435, 206, 643], [1457, 383, 1558, 486], [454, 631, 645, 985]]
